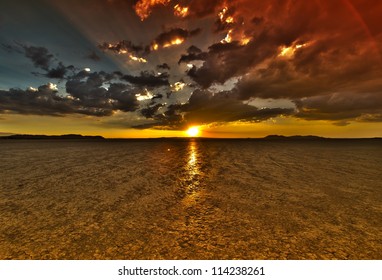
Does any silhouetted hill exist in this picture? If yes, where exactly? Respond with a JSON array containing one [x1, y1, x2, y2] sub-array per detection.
[[0, 134, 104, 140], [264, 135, 325, 140], [1, 134, 380, 141], [0, 132, 13, 136]]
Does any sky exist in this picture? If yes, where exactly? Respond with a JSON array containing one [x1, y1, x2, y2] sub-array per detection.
[[0, 0, 381, 138]]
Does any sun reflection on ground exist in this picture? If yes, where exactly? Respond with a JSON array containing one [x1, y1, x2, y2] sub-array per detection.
[[183, 140, 202, 205], [188, 142, 197, 172]]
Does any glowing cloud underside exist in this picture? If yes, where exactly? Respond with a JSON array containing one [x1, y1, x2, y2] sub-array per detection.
[[134, 0, 171, 21], [174, 4, 189, 18]]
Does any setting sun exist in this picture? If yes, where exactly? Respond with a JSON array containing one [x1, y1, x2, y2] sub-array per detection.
[[186, 126, 200, 137]]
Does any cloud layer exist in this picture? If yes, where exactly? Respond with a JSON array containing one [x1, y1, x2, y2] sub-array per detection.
[[1, 0, 381, 130]]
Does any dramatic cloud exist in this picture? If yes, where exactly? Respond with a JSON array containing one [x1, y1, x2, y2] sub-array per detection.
[[151, 28, 201, 50], [0, 83, 112, 116], [235, 45, 382, 100], [181, 89, 294, 125], [99, 40, 148, 56], [157, 63, 170, 70], [1, 0, 382, 133], [132, 0, 224, 20], [99, 27, 201, 60], [5, 43, 74, 79], [295, 92, 382, 122], [178, 45, 208, 64], [185, 41, 249, 87], [134, 0, 171, 21], [86, 50, 101, 61], [65, 70, 140, 114], [0, 70, 154, 117], [121, 71, 169, 87], [43, 62, 75, 79], [176, 0, 223, 19], [22, 45, 54, 71], [140, 103, 164, 118], [138, 89, 294, 129]]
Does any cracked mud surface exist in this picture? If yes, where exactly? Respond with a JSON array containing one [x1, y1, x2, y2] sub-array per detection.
[[1, 139, 381, 259]]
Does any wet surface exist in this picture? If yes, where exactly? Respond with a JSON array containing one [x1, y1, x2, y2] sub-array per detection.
[[0, 139, 381, 259]]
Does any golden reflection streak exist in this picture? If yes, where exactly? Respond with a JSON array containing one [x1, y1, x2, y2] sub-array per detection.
[[188, 141, 198, 175], [182, 140, 202, 205]]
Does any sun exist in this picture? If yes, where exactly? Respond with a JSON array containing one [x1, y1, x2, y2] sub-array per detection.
[[186, 126, 200, 137]]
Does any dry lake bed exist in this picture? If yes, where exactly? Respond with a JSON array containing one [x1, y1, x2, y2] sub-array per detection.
[[0, 139, 381, 259]]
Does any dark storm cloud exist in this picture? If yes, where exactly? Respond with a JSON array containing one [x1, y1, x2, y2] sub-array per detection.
[[172, 0, 382, 125], [1, 43, 22, 53], [140, 103, 164, 118], [0, 84, 111, 116], [66, 71, 139, 113], [157, 63, 170, 70], [178, 45, 208, 64], [43, 62, 75, 79], [86, 50, 101, 61], [133, 103, 183, 129], [107, 83, 140, 112], [0, 69, 146, 117], [182, 0, 382, 91], [151, 28, 201, 48], [121, 71, 169, 87], [2, 43, 59, 72], [99, 27, 201, 56], [152, 93, 163, 100], [22, 45, 54, 71], [136, 89, 294, 129], [294, 92, 382, 122], [357, 114, 382, 123], [232, 40, 382, 123], [181, 89, 294, 124], [5, 43, 74, 79], [185, 40, 250, 88], [251, 17, 264, 26], [187, 45, 202, 54], [98, 40, 148, 56]]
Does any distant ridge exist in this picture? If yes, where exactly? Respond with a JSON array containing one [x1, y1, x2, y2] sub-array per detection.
[[264, 135, 325, 140], [103, 136, 380, 141], [0, 134, 104, 140], [1, 134, 380, 141], [0, 132, 14, 136]]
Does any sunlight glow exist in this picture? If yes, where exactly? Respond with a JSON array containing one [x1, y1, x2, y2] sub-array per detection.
[[186, 126, 200, 137], [135, 89, 153, 101], [129, 55, 147, 63], [174, 4, 189, 18], [221, 29, 233, 44], [135, 0, 171, 21], [279, 42, 309, 57], [240, 36, 251, 45], [171, 81, 186, 92], [163, 38, 184, 48]]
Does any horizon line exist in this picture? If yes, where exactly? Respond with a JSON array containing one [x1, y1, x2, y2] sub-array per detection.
[[1, 133, 381, 140]]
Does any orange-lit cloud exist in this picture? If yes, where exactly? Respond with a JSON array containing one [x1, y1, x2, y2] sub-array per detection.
[[150, 28, 201, 50], [220, 29, 233, 44], [129, 55, 147, 63], [134, 0, 171, 21], [1, 0, 382, 137], [99, 41, 149, 63], [174, 4, 189, 18], [218, 6, 234, 24], [279, 42, 310, 58], [171, 81, 186, 92]]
